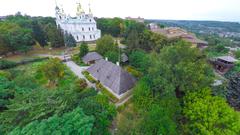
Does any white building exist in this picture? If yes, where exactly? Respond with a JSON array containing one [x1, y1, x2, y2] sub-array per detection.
[[55, 2, 101, 42]]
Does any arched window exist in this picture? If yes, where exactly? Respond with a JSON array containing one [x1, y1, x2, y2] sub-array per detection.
[[83, 35, 85, 40], [92, 27, 94, 31], [90, 35, 92, 39], [76, 36, 79, 40], [89, 27, 91, 31], [93, 35, 95, 39], [82, 28, 84, 31]]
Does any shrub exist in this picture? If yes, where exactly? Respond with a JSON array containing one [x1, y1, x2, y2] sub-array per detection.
[[125, 66, 142, 78], [0, 70, 11, 79], [72, 54, 88, 66], [234, 50, 240, 59], [74, 78, 88, 91], [0, 60, 17, 69], [96, 82, 119, 103], [82, 71, 97, 83]]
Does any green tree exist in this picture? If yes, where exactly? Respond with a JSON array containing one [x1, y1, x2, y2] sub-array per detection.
[[129, 50, 150, 73], [126, 30, 139, 51], [0, 22, 34, 53], [132, 78, 180, 135], [105, 51, 119, 63], [97, 18, 124, 37], [96, 35, 117, 56], [139, 104, 178, 135], [79, 42, 89, 58], [38, 58, 65, 86], [183, 88, 240, 135], [234, 50, 240, 59], [0, 34, 8, 55], [9, 107, 94, 135], [149, 41, 214, 97], [0, 77, 15, 111], [31, 20, 47, 46], [45, 24, 64, 48], [64, 33, 76, 47], [78, 94, 116, 135], [227, 74, 240, 110]]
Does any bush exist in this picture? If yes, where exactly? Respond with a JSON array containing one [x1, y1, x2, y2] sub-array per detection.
[[0, 60, 17, 69], [0, 58, 48, 70], [125, 66, 142, 78], [71, 54, 88, 66], [82, 71, 97, 83], [96, 82, 119, 103], [234, 50, 240, 59], [0, 70, 11, 79], [74, 79, 88, 91]]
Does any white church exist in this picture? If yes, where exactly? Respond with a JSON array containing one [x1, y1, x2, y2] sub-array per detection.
[[55, 2, 101, 42]]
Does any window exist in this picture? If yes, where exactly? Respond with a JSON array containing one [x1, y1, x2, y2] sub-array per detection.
[[83, 35, 85, 40], [89, 27, 91, 31], [90, 19, 92, 22], [82, 28, 84, 31], [93, 35, 95, 39], [92, 27, 94, 31], [90, 35, 92, 39], [76, 36, 79, 40]]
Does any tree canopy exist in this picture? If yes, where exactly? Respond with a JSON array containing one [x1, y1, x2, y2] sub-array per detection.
[[183, 88, 240, 135], [79, 42, 89, 58], [9, 107, 94, 135]]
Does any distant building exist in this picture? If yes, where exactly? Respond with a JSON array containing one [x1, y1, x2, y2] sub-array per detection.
[[148, 23, 159, 30], [55, 2, 101, 42], [0, 16, 6, 21], [211, 56, 238, 74], [150, 26, 208, 48], [82, 52, 103, 64], [126, 17, 144, 23], [87, 59, 136, 99]]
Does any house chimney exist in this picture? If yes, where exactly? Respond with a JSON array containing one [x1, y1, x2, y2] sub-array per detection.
[[116, 62, 120, 66], [105, 57, 108, 61]]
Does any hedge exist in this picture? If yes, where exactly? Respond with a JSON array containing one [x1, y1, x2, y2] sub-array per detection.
[[82, 71, 97, 83], [0, 60, 17, 69], [0, 58, 48, 70]]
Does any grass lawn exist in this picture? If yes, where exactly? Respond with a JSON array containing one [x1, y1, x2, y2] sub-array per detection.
[[88, 43, 96, 51], [5, 60, 78, 90], [77, 43, 96, 52]]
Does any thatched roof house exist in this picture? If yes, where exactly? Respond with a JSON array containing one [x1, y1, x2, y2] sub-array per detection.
[[87, 59, 136, 98], [82, 52, 103, 64]]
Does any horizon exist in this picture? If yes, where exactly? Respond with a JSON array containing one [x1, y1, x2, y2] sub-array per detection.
[[0, 0, 240, 22]]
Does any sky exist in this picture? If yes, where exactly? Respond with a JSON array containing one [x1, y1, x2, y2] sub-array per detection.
[[0, 0, 240, 22]]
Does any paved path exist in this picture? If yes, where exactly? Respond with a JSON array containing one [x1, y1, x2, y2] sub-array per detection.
[[65, 61, 89, 78], [115, 95, 132, 107], [64, 61, 95, 88]]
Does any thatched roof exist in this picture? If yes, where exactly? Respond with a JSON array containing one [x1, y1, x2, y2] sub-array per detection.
[[82, 52, 103, 63], [87, 59, 136, 95], [217, 56, 238, 63]]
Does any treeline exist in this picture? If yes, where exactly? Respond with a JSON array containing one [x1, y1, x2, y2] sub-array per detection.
[[96, 17, 146, 38], [0, 13, 66, 56]]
